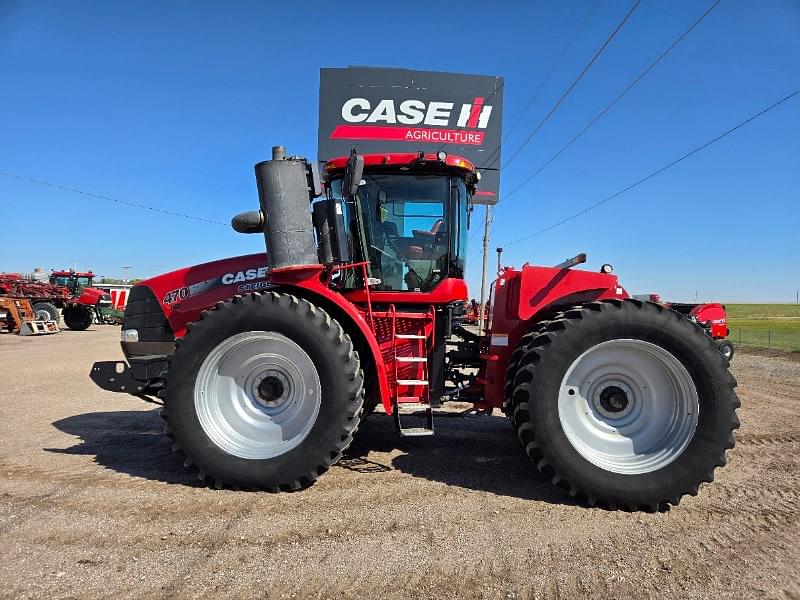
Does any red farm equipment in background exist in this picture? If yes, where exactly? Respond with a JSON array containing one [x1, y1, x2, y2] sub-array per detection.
[[92, 146, 740, 511], [634, 294, 734, 362], [0, 274, 70, 325], [463, 298, 488, 325], [0, 270, 114, 330], [47, 270, 116, 329]]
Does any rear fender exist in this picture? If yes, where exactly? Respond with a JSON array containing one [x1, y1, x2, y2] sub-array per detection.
[[481, 265, 627, 409]]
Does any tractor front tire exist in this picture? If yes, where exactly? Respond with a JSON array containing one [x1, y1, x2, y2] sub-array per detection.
[[163, 292, 364, 491], [63, 304, 93, 330], [510, 299, 739, 511], [33, 301, 60, 324]]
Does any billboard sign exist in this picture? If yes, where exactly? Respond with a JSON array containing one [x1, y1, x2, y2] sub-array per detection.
[[318, 67, 504, 204]]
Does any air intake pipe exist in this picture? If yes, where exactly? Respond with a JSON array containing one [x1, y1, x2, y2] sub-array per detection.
[[231, 145, 322, 271]]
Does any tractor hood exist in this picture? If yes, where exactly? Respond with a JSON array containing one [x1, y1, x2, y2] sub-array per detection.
[[132, 253, 269, 337], [77, 286, 112, 305]]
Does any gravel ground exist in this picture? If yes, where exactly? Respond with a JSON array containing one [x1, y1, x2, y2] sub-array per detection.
[[1, 327, 798, 599]]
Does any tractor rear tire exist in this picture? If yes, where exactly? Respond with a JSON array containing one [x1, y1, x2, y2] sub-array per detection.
[[63, 304, 92, 330], [33, 301, 60, 324], [716, 338, 735, 363], [510, 299, 739, 511], [503, 311, 564, 419], [163, 292, 364, 491]]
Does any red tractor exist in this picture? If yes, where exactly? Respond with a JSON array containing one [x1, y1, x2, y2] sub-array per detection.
[[44, 270, 114, 330], [93, 147, 738, 511]]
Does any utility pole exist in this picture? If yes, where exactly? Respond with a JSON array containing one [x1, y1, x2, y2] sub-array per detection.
[[478, 204, 492, 335], [122, 265, 131, 283]]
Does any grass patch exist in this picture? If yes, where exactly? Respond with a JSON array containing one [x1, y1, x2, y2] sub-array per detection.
[[725, 304, 800, 352]]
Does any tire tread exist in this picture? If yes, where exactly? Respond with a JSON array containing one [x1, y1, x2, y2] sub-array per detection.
[[162, 291, 364, 491]]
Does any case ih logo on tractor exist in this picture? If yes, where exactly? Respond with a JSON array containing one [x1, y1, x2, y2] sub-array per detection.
[[92, 67, 739, 511]]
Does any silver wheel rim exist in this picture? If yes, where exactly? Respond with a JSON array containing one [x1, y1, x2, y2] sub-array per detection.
[[35, 308, 51, 321], [558, 339, 698, 475], [720, 344, 732, 359], [194, 331, 321, 460]]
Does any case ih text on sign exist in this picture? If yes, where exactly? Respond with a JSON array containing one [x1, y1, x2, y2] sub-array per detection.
[[318, 67, 504, 202], [332, 97, 493, 145]]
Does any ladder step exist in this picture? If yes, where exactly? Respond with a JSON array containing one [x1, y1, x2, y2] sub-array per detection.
[[395, 402, 431, 411], [399, 427, 434, 437], [372, 311, 431, 319], [396, 396, 422, 403], [395, 356, 426, 363], [395, 334, 426, 339], [396, 379, 428, 386]]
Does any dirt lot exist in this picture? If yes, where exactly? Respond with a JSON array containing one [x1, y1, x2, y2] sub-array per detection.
[[1, 327, 798, 599]]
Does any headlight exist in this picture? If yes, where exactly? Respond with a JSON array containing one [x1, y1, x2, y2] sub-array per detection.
[[600, 263, 614, 274], [121, 329, 139, 343]]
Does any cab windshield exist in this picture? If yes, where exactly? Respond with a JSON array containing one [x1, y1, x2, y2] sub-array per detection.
[[331, 172, 468, 292], [51, 275, 92, 292]]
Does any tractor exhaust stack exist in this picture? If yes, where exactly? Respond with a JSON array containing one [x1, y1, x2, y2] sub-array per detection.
[[245, 145, 322, 271]]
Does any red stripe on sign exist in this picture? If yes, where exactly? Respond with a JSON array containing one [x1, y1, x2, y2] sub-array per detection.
[[474, 190, 496, 196], [467, 97, 484, 129], [330, 125, 485, 146]]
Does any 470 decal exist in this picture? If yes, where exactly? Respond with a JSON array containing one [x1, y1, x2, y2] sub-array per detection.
[[161, 266, 269, 305], [163, 287, 189, 304]]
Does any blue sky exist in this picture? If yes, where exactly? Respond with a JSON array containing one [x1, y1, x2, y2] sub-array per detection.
[[1, 1, 798, 302]]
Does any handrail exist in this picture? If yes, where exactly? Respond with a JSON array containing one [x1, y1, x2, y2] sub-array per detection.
[[323, 261, 375, 330]]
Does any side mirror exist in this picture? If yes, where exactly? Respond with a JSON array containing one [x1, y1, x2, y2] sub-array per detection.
[[342, 152, 364, 199]]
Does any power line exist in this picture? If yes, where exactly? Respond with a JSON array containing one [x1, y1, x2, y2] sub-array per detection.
[[497, 0, 641, 170], [503, 0, 600, 142], [0, 171, 227, 226], [502, 89, 799, 247], [500, 0, 722, 204]]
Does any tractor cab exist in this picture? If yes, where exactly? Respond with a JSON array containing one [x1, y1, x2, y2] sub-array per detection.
[[319, 152, 476, 300], [49, 270, 95, 296]]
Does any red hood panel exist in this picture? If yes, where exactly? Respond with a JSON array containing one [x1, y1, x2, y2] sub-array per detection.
[[138, 253, 269, 337]]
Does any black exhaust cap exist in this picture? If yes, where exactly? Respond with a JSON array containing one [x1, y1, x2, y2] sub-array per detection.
[[231, 210, 263, 234]]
